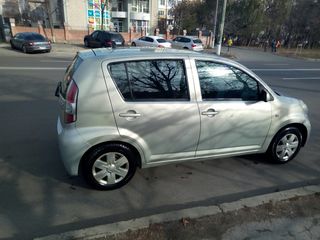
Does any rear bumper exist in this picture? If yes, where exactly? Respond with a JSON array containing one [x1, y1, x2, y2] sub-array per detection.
[[26, 45, 51, 52], [57, 117, 90, 176]]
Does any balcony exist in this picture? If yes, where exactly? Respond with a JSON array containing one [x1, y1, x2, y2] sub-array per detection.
[[111, 11, 128, 18], [130, 12, 150, 21]]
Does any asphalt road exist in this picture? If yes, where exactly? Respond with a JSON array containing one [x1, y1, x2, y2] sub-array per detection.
[[0, 45, 319, 240]]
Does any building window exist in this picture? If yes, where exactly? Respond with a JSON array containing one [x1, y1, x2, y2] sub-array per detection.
[[158, 10, 165, 16], [132, 0, 149, 13], [160, 0, 165, 6]]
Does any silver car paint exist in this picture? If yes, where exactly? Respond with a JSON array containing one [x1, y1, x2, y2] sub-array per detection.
[[57, 48, 311, 176]]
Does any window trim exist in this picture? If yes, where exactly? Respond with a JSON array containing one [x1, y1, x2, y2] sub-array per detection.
[[107, 59, 191, 102]]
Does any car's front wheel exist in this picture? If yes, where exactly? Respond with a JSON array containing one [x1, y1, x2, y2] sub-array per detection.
[[22, 45, 28, 53], [131, 42, 136, 46], [82, 144, 137, 190], [268, 127, 302, 163]]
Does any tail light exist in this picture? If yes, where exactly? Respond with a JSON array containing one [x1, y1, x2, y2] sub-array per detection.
[[191, 44, 196, 48], [157, 45, 164, 48], [64, 80, 78, 123]]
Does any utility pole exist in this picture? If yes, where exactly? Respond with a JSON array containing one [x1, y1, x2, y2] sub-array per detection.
[[216, 0, 227, 55], [211, 0, 219, 48]]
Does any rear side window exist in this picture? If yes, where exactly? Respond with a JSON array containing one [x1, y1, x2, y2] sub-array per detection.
[[60, 56, 83, 98], [109, 60, 189, 101], [157, 38, 166, 43], [111, 34, 124, 42], [193, 39, 202, 44]]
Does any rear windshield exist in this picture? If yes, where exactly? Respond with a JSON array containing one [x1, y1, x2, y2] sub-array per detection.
[[110, 34, 124, 42], [60, 55, 83, 98], [157, 39, 166, 43], [25, 34, 46, 41], [193, 39, 202, 44]]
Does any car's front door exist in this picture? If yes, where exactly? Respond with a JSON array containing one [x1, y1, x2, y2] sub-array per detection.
[[193, 60, 272, 157], [104, 58, 200, 164]]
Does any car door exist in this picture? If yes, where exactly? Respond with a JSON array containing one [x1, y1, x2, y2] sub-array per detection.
[[104, 58, 200, 164], [90, 31, 100, 47], [172, 37, 181, 48], [193, 59, 272, 157]]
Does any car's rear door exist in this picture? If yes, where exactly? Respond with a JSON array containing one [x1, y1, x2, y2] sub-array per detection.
[[103, 57, 201, 164]]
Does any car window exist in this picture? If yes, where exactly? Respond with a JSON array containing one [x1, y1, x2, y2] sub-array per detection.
[[174, 37, 181, 42], [91, 31, 99, 39], [60, 55, 83, 98], [196, 61, 259, 101], [193, 39, 202, 44], [25, 34, 45, 41], [182, 38, 191, 43], [110, 33, 123, 42], [139, 36, 146, 41], [157, 38, 166, 43], [109, 60, 189, 101], [145, 37, 154, 42]]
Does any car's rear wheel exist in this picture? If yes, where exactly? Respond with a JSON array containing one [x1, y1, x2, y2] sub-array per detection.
[[84, 40, 89, 48], [131, 42, 136, 46], [82, 144, 137, 190], [268, 127, 302, 163]]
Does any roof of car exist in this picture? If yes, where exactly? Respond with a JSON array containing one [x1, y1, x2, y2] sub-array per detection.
[[77, 47, 230, 63]]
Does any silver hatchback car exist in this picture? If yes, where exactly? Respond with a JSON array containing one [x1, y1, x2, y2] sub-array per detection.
[[56, 48, 311, 190]]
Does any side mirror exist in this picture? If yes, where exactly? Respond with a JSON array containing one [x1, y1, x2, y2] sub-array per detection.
[[260, 89, 272, 102]]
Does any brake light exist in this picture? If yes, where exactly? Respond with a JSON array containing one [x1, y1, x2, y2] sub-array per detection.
[[64, 80, 78, 123], [191, 44, 196, 48], [106, 41, 112, 46], [157, 45, 164, 48]]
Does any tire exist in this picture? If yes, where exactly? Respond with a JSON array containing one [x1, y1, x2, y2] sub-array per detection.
[[22, 45, 28, 54], [10, 41, 15, 49], [131, 42, 136, 46], [82, 144, 137, 190], [84, 40, 89, 48], [267, 127, 302, 164]]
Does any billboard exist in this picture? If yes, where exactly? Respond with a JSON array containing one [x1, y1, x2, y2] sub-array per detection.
[[87, 0, 110, 30]]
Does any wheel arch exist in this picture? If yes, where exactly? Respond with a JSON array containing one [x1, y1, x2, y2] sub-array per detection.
[[79, 141, 142, 175], [270, 123, 308, 148]]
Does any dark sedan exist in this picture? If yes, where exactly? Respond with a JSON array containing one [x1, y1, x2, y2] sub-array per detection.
[[10, 32, 51, 53], [84, 30, 125, 48]]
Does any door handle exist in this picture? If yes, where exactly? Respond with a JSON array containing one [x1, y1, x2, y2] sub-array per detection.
[[201, 109, 219, 117], [119, 111, 141, 118]]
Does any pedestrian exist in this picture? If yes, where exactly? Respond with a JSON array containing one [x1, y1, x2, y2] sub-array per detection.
[[271, 39, 276, 52], [276, 40, 281, 50], [227, 38, 233, 52]]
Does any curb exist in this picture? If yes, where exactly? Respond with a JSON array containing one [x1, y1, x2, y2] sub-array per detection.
[[34, 184, 320, 240]]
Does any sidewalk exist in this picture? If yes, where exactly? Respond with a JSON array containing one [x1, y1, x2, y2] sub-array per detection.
[[35, 185, 320, 240]]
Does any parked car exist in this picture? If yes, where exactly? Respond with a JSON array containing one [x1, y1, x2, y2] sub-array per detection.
[[10, 32, 51, 53], [55, 48, 310, 190], [131, 36, 171, 48], [171, 36, 204, 51], [84, 30, 125, 48]]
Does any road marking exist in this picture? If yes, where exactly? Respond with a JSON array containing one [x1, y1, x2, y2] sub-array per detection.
[[40, 60, 72, 63], [0, 67, 65, 70], [264, 63, 289, 66], [283, 77, 320, 80], [252, 68, 320, 71]]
